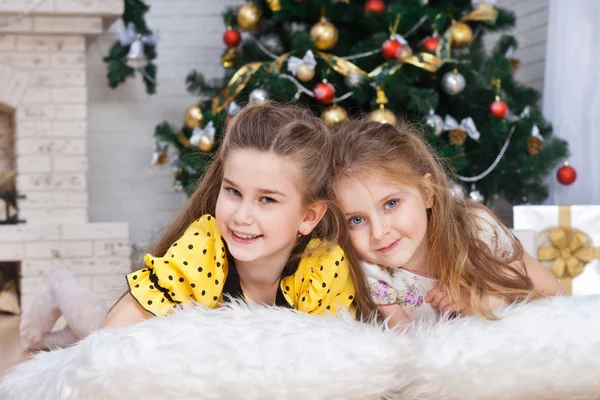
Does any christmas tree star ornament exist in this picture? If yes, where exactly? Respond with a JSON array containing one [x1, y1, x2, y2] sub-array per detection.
[[190, 121, 216, 152], [443, 115, 480, 146], [151, 141, 169, 166], [287, 50, 317, 82], [527, 124, 544, 156], [119, 22, 159, 70]]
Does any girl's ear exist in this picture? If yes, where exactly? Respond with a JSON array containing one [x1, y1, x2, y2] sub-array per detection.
[[299, 201, 328, 235], [423, 173, 434, 209]]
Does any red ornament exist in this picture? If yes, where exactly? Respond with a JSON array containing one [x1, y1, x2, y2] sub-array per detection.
[[490, 97, 509, 118], [381, 39, 403, 60], [364, 0, 386, 13], [313, 81, 335, 104], [423, 36, 440, 53], [556, 163, 577, 185], [223, 28, 242, 48]]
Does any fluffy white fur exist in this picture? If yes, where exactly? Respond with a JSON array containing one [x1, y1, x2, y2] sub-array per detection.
[[2, 296, 600, 400]]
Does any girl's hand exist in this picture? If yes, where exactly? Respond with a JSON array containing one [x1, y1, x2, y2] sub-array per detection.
[[425, 285, 472, 315], [379, 303, 410, 328]]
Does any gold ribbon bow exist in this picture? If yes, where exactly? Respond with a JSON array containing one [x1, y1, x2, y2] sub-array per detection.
[[538, 228, 596, 295]]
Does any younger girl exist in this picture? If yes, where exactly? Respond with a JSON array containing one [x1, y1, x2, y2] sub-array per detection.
[[20, 103, 374, 349], [331, 118, 563, 326]]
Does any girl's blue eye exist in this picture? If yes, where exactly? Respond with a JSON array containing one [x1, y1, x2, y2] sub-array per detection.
[[260, 197, 276, 204], [348, 216, 364, 226], [227, 188, 241, 196], [385, 199, 399, 210]]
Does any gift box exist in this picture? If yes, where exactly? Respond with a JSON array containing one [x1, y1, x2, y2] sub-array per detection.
[[513, 205, 600, 295]]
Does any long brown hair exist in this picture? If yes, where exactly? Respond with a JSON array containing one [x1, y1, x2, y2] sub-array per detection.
[[149, 102, 375, 318], [331, 117, 535, 318]]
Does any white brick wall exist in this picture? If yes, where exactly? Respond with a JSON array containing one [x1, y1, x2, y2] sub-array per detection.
[[86, 0, 244, 253]]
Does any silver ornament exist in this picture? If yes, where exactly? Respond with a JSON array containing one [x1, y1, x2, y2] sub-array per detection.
[[249, 88, 269, 104], [425, 109, 444, 136], [345, 71, 363, 88], [173, 179, 184, 192], [450, 182, 465, 199], [468, 185, 484, 203], [261, 33, 283, 53], [441, 70, 466, 95]]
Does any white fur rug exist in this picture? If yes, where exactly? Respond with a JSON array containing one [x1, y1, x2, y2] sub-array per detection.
[[2, 296, 600, 400]]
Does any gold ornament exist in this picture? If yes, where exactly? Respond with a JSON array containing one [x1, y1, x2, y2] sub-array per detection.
[[267, 0, 281, 11], [321, 104, 348, 128], [370, 105, 397, 125], [449, 128, 467, 146], [222, 48, 237, 68], [184, 105, 204, 129], [237, 3, 262, 31], [527, 136, 544, 156], [198, 135, 215, 152], [450, 22, 473, 48], [296, 63, 316, 82], [310, 17, 339, 50]]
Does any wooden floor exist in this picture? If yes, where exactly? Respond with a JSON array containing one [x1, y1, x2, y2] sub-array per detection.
[[0, 315, 32, 377]]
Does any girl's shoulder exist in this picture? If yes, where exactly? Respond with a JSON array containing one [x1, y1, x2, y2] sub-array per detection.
[[469, 207, 516, 262]]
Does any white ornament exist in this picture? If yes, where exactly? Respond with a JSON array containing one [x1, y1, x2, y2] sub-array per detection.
[[190, 121, 215, 147], [228, 101, 241, 116], [345, 71, 364, 88], [120, 22, 159, 70], [443, 115, 480, 141], [287, 50, 317, 76], [468, 185, 485, 203], [441, 70, 466, 95], [249, 88, 269, 103], [450, 182, 465, 199], [425, 110, 444, 136]]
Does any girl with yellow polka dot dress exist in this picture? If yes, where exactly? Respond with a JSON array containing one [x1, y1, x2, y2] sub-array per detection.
[[102, 103, 375, 327]]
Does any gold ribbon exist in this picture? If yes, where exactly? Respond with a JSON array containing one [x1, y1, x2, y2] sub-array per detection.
[[537, 206, 600, 295], [212, 62, 265, 114], [177, 131, 190, 148], [317, 52, 368, 77], [461, 3, 498, 23]]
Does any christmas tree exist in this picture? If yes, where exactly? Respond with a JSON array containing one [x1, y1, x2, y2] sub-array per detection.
[[151, 0, 568, 205]]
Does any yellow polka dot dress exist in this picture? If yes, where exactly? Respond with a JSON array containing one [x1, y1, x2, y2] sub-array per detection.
[[127, 215, 356, 316]]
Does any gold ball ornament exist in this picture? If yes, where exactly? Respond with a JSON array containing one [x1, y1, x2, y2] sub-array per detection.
[[237, 3, 262, 31], [321, 104, 348, 128], [369, 105, 397, 125], [450, 22, 473, 48], [198, 135, 215, 152], [296, 63, 316, 82], [310, 18, 339, 50], [527, 136, 544, 156], [184, 105, 204, 129], [449, 129, 467, 146]]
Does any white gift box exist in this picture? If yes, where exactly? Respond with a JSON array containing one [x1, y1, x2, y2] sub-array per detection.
[[511, 229, 537, 256], [513, 205, 600, 295]]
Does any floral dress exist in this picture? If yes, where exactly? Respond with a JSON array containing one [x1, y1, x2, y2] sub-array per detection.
[[363, 208, 516, 322]]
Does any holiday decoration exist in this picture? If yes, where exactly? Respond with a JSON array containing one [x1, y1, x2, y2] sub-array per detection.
[[321, 104, 348, 128], [441, 69, 466, 95], [425, 110, 444, 136], [313, 81, 335, 104], [514, 205, 600, 295], [450, 182, 465, 199], [151, 142, 168, 166], [190, 121, 216, 152], [310, 17, 339, 50], [381, 38, 403, 60], [527, 125, 544, 156], [450, 21, 473, 48], [223, 28, 242, 48], [249, 88, 270, 104], [490, 96, 509, 118], [184, 105, 204, 129], [557, 162, 577, 186], [237, 3, 262, 31], [468, 185, 484, 203], [444, 115, 480, 146], [222, 48, 237, 68], [267, 0, 281, 11], [287, 51, 317, 82], [364, 0, 386, 14], [119, 23, 158, 70], [345, 71, 363, 88], [369, 87, 397, 125], [422, 35, 440, 54]]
